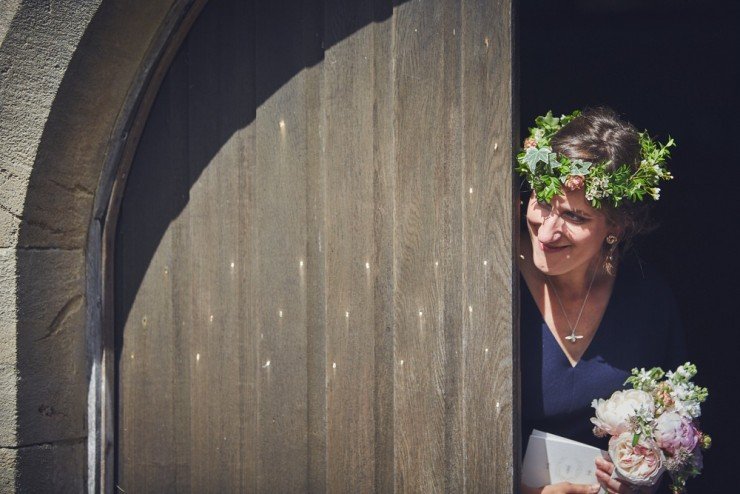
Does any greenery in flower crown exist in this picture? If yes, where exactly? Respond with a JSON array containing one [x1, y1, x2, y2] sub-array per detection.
[[516, 110, 676, 208]]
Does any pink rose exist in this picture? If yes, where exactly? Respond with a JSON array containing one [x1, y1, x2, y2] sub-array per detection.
[[564, 175, 585, 191], [523, 137, 537, 148], [654, 412, 700, 455], [608, 432, 665, 487]]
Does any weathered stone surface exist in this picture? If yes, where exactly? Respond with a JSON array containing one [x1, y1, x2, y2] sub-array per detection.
[[0, 447, 17, 492], [0, 164, 27, 249], [0, 211, 20, 250], [0, 1, 100, 173], [15, 439, 86, 493], [0, 0, 22, 48], [0, 248, 17, 447], [15, 249, 86, 446], [0, 365, 17, 449], [0, 248, 15, 359], [0, 247, 87, 448], [0, 0, 101, 249], [0, 0, 188, 489], [17, 0, 177, 249], [0, 163, 28, 219]]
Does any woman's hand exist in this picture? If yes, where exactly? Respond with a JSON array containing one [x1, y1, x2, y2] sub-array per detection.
[[595, 456, 659, 494], [521, 482, 601, 494]]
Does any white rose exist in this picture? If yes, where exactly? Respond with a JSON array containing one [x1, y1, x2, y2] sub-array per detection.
[[591, 389, 654, 436]]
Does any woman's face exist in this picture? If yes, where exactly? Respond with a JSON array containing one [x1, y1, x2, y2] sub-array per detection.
[[526, 190, 615, 277]]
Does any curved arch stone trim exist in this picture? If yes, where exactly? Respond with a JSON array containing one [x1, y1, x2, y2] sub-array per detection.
[[0, 0, 202, 490]]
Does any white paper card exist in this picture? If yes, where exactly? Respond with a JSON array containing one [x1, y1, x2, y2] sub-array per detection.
[[522, 430, 607, 488]]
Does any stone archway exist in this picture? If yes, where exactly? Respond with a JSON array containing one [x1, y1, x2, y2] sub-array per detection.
[[0, 1, 202, 490]]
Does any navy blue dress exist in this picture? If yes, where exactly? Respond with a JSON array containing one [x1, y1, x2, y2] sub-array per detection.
[[521, 254, 688, 453]]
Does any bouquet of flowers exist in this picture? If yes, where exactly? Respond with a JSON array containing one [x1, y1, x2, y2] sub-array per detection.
[[590, 363, 711, 493]]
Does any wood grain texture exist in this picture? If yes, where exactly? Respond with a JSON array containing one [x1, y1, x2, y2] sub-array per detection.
[[115, 36, 190, 493], [186, 2, 255, 490], [371, 0, 397, 492], [115, 0, 514, 491], [461, 0, 515, 491], [392, 1, 462, 492], [254, 1, 311, 491], [322, 1, 377, 492], [303, 1, 328, 492]]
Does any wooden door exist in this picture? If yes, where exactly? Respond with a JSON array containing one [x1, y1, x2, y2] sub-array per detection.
[[114, 0, 516, 492]]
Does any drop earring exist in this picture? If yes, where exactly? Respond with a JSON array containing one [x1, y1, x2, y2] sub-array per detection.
[[604, 234, 618, 276]]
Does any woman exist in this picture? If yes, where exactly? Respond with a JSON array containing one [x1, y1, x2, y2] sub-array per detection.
[[517, 108, 687, 494]]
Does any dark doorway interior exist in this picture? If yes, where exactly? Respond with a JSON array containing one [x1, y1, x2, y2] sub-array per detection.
[[520, 1, 739, 490]]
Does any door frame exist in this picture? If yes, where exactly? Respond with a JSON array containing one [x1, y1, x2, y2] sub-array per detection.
[[89, 1, 208, 491]]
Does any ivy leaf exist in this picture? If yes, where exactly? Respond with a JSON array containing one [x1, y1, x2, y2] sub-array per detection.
[[523, 147, 554, 174], [536, 111, 559, 130], [570, 159, 592, 176]]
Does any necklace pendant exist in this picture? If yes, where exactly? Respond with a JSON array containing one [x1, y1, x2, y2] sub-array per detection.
[[565, 332, 583, 344]]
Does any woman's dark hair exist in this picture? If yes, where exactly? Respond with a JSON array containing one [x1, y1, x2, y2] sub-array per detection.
[[550, 106, 656, 253]]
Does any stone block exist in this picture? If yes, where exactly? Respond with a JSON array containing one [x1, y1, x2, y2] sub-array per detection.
[[16, 439, 86, 493], [0, 365, 17, 448], [0, 447, 17, 493], [0, 163, 28, 218], [14, 248, 87, 446], [0, 211, 20, 250], [0, 248, 17, 447]]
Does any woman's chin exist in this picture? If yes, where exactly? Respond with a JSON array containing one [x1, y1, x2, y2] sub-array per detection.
[[534, 263, 558, 276], [532, 254, 568, 276]]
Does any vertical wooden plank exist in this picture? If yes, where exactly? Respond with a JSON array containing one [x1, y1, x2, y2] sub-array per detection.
[[371, 0, 397, 492], [440, 1, 465, 492], [461, 0, 515, 491], [303, 0, 328, 492], [168, 39, 194, 494], [115, 37, 191, 493], [254, 1, 310, 491], [185, 1, 255, 490], [321, 1, 377, 492], [393, 1, 459, 492], [239, 5, 260, 488]]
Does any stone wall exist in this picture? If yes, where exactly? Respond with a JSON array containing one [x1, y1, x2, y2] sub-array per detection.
[[0, 1, 185, 490]]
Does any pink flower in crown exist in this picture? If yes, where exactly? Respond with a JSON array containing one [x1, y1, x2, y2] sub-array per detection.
[[564, 175, 585, 191], [523, 137, 538, 149], [654, 412, 700, 455]]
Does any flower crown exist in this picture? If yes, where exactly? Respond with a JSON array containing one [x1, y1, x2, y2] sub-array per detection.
[[516, 110, 675, 208]]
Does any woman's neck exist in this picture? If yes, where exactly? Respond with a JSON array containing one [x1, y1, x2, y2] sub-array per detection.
[[546, 257, 604, 301]]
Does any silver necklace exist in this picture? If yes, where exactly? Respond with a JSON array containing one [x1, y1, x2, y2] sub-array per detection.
[[546, 263, 600, 344]]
